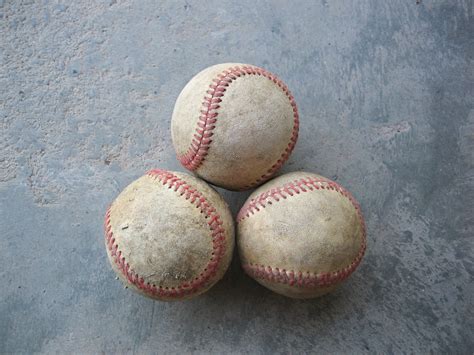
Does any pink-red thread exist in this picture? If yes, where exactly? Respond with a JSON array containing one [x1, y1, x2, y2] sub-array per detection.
[[178, 65, 299, 188], [237, 176, 367, 288], [104, 169, 227, 299]]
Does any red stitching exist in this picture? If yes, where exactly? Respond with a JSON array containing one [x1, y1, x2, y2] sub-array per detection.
[[237, 176, 366, 288], [178, 65, 299, 188], [104, 169, 227, 299]]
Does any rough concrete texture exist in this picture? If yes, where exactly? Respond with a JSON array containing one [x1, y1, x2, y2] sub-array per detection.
[[0, 0, 472, 353]]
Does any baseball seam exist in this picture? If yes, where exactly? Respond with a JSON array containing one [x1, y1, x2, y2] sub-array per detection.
[[237, 176, 367, 288], [104, 169, 227, 299], [177, 65, 299, 189]]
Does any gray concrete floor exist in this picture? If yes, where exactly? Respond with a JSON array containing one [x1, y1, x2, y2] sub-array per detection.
[[1, 1, 473, 353]]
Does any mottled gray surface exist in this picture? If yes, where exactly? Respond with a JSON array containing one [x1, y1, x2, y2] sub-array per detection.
[[1, 0, 473, 353]]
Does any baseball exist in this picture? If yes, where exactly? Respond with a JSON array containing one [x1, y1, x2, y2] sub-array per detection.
[[237, 172, 366, 299], [171, 63, 299, 191], [104, 169, 235, 301]]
